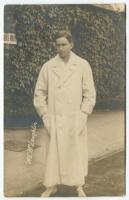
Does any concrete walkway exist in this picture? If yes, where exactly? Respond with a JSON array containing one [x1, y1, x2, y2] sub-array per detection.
[[4, 111, 125, 197]]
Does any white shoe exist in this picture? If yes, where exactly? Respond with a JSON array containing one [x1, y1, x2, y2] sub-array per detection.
[[40, 186, 57, 197], [76, 186, 87, 197]]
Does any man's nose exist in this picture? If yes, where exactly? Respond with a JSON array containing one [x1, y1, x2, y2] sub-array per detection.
[[59, 46, 63, 50]]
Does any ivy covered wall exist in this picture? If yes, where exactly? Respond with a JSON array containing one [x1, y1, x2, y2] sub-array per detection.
[[4, 5, 125, 117]]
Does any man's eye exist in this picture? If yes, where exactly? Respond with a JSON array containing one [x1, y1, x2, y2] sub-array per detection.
[[57, 44, 67, 47]]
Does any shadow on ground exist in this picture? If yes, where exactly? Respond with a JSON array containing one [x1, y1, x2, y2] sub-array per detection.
[[20, 151, 125, 197]]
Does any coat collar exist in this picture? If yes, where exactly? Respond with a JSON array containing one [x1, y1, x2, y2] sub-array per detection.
[[52, 51, 78, 88]]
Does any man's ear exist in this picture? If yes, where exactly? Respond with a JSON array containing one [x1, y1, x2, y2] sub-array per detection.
[[53, 42, 56, 48], [71, 42, 74, 49]]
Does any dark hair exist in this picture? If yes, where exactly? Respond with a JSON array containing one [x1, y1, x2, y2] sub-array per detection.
[[55, 30, 73, 43]]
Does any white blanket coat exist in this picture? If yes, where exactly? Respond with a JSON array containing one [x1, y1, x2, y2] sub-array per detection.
[[34, 51, 96, 187]]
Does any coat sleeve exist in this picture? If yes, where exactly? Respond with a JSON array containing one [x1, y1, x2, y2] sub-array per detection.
[[33, 64, 48, 118], [81, 61, 96, 115]]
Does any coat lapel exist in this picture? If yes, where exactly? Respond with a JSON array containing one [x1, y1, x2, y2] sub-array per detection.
[[52, 52, 78, 88], [52, 65, 62, 78], [58, 64, 77, 87]]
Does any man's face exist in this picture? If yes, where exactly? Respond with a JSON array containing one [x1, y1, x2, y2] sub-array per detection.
[[56, 37, 73, 59]]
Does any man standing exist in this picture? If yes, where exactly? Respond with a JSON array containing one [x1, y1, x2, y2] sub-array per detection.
[[33, 30, 96, 197]]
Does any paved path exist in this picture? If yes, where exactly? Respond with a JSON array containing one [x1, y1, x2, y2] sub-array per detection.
[[22, 151, 125, 197], [4, 111, 125, 197]]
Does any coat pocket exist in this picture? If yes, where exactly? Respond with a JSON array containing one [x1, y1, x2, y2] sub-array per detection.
[[77, 111, 87, 136]]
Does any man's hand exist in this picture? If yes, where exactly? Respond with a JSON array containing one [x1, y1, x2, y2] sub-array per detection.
[[81, 111, 88, 122], [42, 114, 50, 135]]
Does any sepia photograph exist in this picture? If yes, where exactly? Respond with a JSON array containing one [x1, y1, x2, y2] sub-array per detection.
[[4, 3, 126, 198]]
